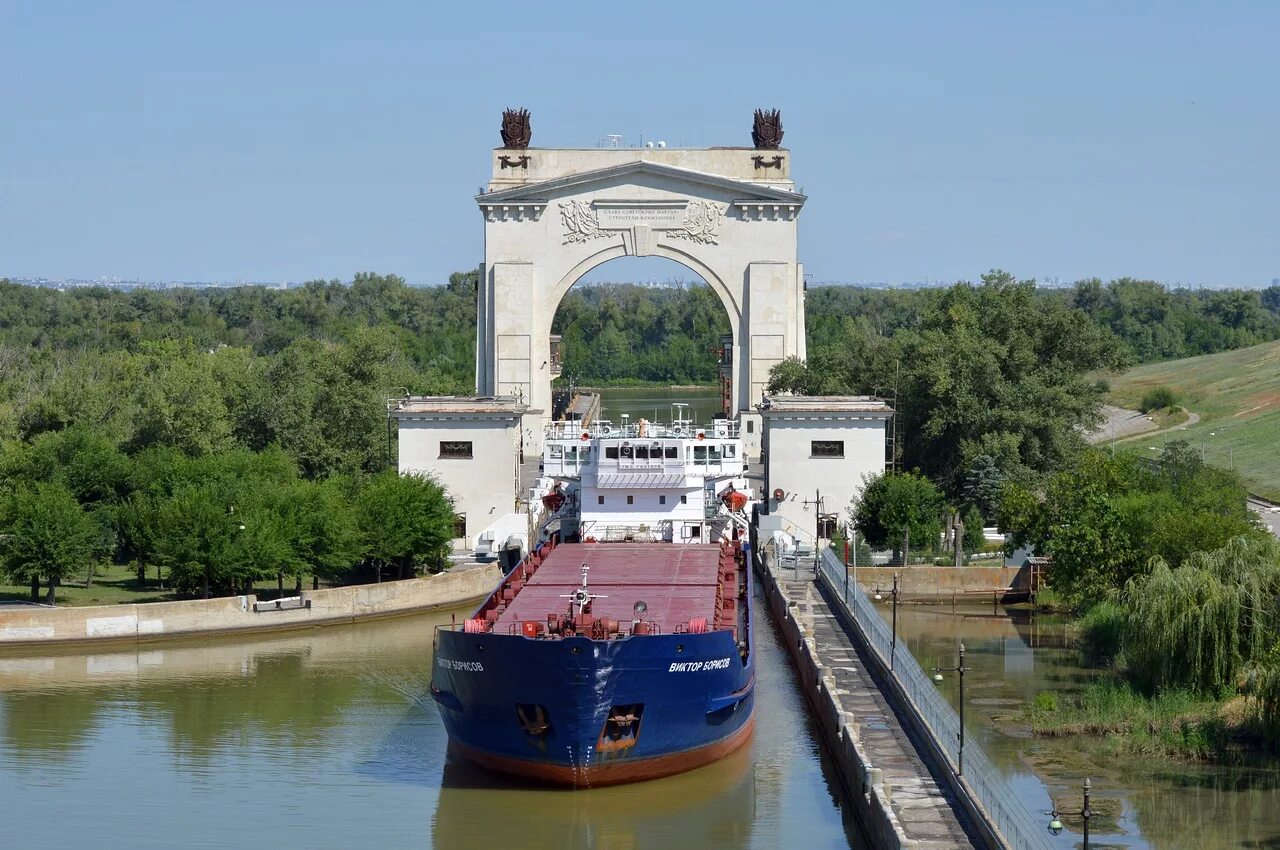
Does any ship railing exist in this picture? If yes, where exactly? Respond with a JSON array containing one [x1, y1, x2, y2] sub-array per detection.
[[815, 548, 1055, 850], [544, 421, 741, 441], [503, 619, 665, 638]]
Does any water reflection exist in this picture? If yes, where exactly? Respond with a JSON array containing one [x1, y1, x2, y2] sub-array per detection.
[[433, 744, 755, 850], [888, 602, 1280, 850], [0, 594, 862, 849]]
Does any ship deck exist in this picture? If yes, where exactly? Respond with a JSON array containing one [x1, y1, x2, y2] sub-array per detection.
[[493, 543, 722, 633]]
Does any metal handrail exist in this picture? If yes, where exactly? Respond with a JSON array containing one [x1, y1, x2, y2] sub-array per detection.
[[816, 548, 1055, 850]]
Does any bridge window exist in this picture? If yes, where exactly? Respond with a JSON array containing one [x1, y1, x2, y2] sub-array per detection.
[[664, 445, 678, 459], [440, 441, 473, 459], [694, 445, 707, 461], [811, 440, 844, 458], [724, 445, 736, 458], [550, 444, 564, 459], [605, 446, 619, 460], [635, 445, 649, 460]]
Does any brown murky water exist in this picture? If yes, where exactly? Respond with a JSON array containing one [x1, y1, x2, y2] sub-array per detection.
[[889, 602, 1280, 850], [0, 592, 863, 850]]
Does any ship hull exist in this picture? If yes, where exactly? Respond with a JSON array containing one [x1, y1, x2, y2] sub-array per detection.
[[432, 626, 755, 787]]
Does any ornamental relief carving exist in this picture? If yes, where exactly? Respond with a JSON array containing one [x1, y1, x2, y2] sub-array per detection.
[[558, 200, 607, 244], [666, 200, 724, 245], [558, 199, 725, 246]]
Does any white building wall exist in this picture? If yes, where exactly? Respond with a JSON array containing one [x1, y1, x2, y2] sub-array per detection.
[[396, 417, 521, 549], [763, 416, 889, 543]]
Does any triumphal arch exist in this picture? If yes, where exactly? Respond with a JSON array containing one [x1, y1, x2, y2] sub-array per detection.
[[474, 109, 808, 446]]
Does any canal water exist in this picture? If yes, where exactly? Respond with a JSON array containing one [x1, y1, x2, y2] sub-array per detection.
[[598, 386, 721, 423], [888, 602, 1280, 850], [0, 590, 863, 850]]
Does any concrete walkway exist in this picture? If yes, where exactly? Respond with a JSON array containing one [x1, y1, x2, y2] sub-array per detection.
[[778, 571, 983, 849]]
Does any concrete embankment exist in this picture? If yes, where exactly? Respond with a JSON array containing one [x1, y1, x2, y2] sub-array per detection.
[[0, 565, 502, 649], [845, 564, 1034, 603], [755, 554, 983, 849]]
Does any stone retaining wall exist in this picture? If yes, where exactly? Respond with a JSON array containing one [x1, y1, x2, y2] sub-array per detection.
[[841, 565, 1034, 602], [0, 566, 502, 648], [754, 552, 910, 850]]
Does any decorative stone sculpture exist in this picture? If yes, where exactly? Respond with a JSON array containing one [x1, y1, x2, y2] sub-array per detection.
[[501, 108, 531, 149], [751, 109, 783, 150]]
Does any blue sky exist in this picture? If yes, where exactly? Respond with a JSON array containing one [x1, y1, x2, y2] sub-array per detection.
[[2, 1, 1277, 287]]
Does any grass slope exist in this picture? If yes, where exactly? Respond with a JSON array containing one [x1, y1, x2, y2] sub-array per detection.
[[1106, 340, 1280, 500]]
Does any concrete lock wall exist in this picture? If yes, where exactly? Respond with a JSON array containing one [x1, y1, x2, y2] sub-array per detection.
[[0, 566, 503, 648], [846, 565, 1033, 602], [753, 548, 911, 850]]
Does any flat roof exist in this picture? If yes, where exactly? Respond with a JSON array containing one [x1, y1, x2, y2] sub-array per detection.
[[390, 395, 528, 416], [759, 395, 893, 414]]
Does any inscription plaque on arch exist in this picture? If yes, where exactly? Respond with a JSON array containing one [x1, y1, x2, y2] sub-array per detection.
[[593, 201, 687, 229]]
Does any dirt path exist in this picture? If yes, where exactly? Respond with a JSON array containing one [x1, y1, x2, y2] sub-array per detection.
[[1110, 407, 1201, 445]]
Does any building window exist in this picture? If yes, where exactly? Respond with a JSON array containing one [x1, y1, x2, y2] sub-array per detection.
[[598, 495, 605, 505], [626, 495, 634, 505], [811, 440, 844, 458], [746, 420, 754, 434], [452, 514, 467, 538], [439, 441, 473, 459], [659, 495, 667, 505]]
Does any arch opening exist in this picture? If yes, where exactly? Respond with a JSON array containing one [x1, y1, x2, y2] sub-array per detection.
[[549, 256, 735, 420]]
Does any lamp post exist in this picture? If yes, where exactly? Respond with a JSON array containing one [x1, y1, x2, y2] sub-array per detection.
[[932, 642, 968, 776], [874, 574, 901, 670], [1047, 777, 1092, 848]]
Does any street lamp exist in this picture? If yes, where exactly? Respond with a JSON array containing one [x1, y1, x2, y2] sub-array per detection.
[[932, 642, 969, 776], [1047, 777, 1092, 848], [874, 574, 901, 670]]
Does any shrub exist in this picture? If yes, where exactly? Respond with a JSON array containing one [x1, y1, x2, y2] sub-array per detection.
[[1140, 386, 1178, 412], [1077, 600, 1126, 667]]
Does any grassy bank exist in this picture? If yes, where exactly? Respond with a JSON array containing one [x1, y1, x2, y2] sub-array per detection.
[[1104, 339, 1280, 500], [1024, 682, 1266, 762], [0, 561, 328, 607]]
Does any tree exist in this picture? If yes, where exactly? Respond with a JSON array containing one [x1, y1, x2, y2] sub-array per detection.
[[961, 454, 1005, 518], [280, 478, 361, 589], [0, 482, 98, 604], [152, 483, 241, 598], [962, 505, 986, 554], [850, 471, 944, 566], [356, 471, 454, 581], [766, 356, 815, 395]]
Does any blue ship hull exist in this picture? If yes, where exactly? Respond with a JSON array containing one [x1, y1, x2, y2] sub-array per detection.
[[431, 559, 755, 786]]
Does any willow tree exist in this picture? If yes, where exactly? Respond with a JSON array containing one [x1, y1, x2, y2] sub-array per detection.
[[1122, 537, 1280, 696]]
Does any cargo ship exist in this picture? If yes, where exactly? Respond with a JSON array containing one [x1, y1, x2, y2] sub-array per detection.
[[430, 408, 755, 786]]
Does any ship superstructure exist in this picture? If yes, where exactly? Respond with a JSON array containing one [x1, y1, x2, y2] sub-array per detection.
[[538, 404, 751, 546]]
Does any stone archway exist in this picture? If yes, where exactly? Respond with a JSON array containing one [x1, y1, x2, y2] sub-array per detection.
[[475, 147, 807, 452]]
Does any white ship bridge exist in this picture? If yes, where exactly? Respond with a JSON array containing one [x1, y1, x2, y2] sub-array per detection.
[[537, 406, 751, 545]]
